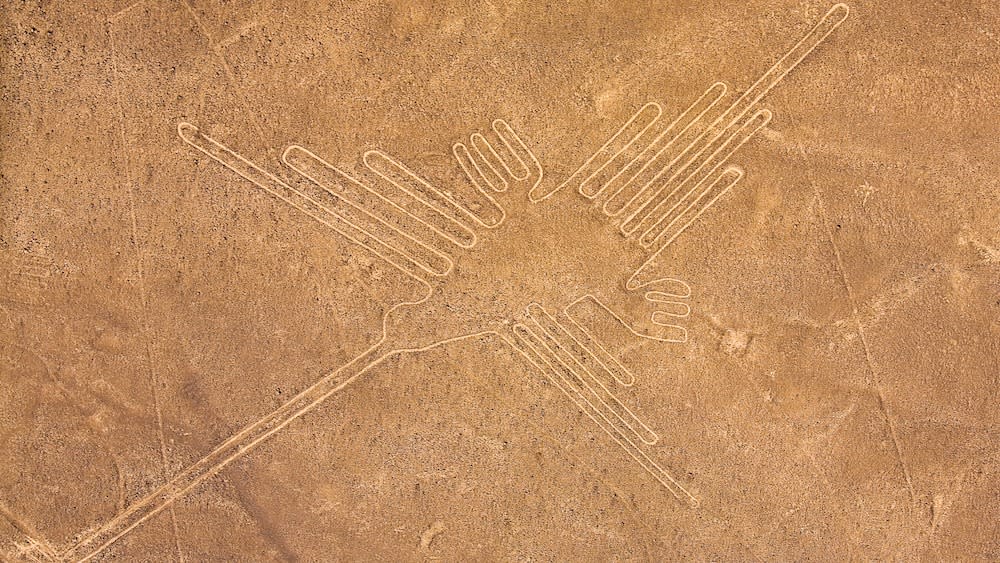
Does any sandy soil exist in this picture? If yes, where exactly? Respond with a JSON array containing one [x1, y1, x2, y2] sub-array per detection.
[[1, 0, 998, 560]]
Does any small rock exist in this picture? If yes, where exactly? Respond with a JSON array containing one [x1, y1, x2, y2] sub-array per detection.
[[419, 520, 446, 549], [93, 331, 123, 354], [719, 329, 752, 357]]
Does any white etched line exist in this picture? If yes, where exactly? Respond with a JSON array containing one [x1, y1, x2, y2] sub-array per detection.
[[282, 145, 476, 252], [620, 4, 848, 224], [632, 109, 770, 242], [365, 149, 505, 229], [602, 82, 728, 216], [563, 102, 663, 200], [178, 123, 445, 280], [470, 132, 509, 191], [491, 119, 533, 182], [526, 303, 659, 446], [453, 119, 544, 206], [510, 324, 699, 506], [557, 307, 637, 387], [643, 166, 745, 249], [454, 142, 500, 204]]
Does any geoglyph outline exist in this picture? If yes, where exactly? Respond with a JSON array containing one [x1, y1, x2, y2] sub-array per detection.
[[175, 117, 703, 507], [6, 4, 852, 560]]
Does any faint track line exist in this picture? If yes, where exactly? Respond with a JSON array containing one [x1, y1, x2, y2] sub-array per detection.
[[0, 501, 59, 562], [811, 181, 917, 504], [179, 0, 267, 141], [108, 0, 147, 23], [106, 21, 186, 563]]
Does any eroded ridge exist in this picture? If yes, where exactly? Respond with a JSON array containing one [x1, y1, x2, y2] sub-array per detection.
[[553, 3, 849, 257]]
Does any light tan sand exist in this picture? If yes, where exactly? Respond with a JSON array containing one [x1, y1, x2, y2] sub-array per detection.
[[1, 1, 998, 560]]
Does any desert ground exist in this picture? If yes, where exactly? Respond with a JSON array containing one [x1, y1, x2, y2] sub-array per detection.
[[1, 0, 998, 560]]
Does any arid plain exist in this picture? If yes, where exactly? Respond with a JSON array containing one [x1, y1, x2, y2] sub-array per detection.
[[1, 0, 998, 560]]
